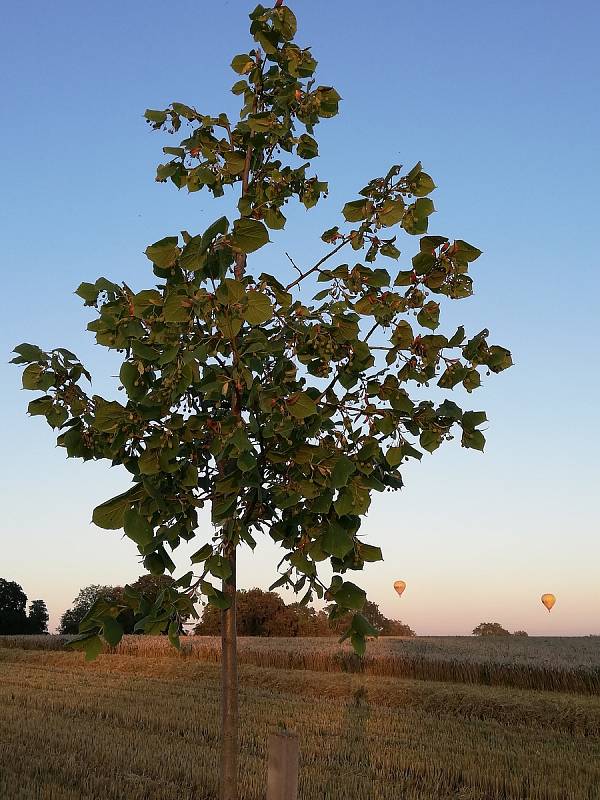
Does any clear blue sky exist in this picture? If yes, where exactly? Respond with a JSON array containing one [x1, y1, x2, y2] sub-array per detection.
[[1, 1, 598, 635]]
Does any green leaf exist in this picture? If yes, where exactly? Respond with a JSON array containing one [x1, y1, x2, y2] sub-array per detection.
[[212, 495, 237, 522], [487, 346, 513, 373], [101, 617, 123, 647], [263, 207, 286, 230], [92, 399, 128, 433], [67, 633, 103, 661], [359, 543, 383, 562], [232, 219, 269, 254], [22, 363, 54, 391], [202, 216, 229, 249], [75, 282, 100, 304], [437, 400, 463, 420], [27, 396, 54, 417], [453, 240, 482, 263], [145, 236, 179, 268], [411, 171, 436, 197], [462, 410, 487, 430], [191, 544, 213, 564], [391, 321, 414, 349], [179, 235, 206, 272], [380, 242, 401, 260], [385, 447, 404, 467], [448, 326, 466, 347], [438, 363, 467, 389], [206, 588, 232, 610], [378, 199, 405, 227], [11, 343, 44, 364], [289, 551, 316, 577], [342, 200, 370, 222], [331, 455, 356, 488], [463, 369, 481, 392], [321, 523, 354, 559], [119, 362, 145, 400], [417, 301, 440, 330], [231, 54, 254, 74], [217, 278, 246, 305], [244, 290, 273, 325], [123, 508, 153, 547], [334, 484, 370, 516], [420, 430, 442, 453], [168, 620, 181, 650], [92, 485, 145, 530], [462, 429, 485, 451], [237, 451, 257, 472], [296, 134, 319, 159], [216, 313, 243, 339], [333, 581, 366, 611], [287, 392, 317, 419], [144, 109, 167, 126], [274, 6, 297, 39], [163, 292, 191, 323], [351, 613, 379, 637], [144, 552, 165, 576], [206, 555, 232, 580]]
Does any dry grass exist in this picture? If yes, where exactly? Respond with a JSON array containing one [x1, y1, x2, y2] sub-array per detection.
[[0, 646, 599, 799], [3, 634, 599, 694]]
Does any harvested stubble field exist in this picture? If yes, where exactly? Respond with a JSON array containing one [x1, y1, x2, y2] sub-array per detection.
[[0, 638, 599, 800]]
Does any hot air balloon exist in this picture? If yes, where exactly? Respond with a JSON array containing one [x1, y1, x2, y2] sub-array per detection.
[[393, 580, 406, 598], [541, 593, 556, 612]]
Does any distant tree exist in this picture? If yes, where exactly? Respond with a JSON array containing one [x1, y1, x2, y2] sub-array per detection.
[[472, 622, 511, 636], [59, 576, 181, 635], [326, 600, 415, 636], [195, 588, 286, 636], [58, 585, 119, 635], [27, 600, 49, 634], [195, 591, 416, 638], [512, 630, 529, 637], [0, 579, 29, 634], [380, 618, 416, 637], [282, 603, 325, 636]]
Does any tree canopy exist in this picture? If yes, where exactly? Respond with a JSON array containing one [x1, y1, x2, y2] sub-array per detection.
[[194, 589, 414, 637], [26, 600, 49, 635], [0, 579, 28, 635], [58, 575, 181, 635], [0, 579, 48, 635], [472, 622, 511, 637]]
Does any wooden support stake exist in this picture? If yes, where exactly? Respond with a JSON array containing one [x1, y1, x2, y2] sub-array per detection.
[[267, 731, 299, 800]]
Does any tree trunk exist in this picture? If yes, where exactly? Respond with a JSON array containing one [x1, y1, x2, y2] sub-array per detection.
[[220, 548, 238, 800]]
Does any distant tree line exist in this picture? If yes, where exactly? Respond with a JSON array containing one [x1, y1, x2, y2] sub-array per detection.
[[195, 588, 415, 637], [2, 578, 415, 638], [0, 579, 49, 634], [472, 622, 528, 637]]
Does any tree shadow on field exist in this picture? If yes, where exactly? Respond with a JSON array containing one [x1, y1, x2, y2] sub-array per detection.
[[321, 681, 374, 800]]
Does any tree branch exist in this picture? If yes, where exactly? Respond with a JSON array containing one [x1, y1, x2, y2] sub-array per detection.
[[284, 239, 349, 292]]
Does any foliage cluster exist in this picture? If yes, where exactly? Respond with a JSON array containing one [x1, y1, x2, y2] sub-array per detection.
[[0, 579, 48, 635], [57, 575, 180, 635]]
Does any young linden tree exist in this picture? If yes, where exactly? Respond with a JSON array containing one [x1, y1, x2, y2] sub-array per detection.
[[13, 0, 511, 655], [13, 4, 511, 795]]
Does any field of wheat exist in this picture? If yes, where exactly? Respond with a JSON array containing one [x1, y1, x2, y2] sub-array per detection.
[[3, 634, 599, 694], [0, 637, 599, 799]]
